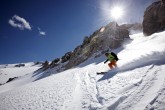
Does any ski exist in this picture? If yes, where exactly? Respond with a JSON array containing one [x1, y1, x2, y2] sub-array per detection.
[[97, 72, 107, 75]]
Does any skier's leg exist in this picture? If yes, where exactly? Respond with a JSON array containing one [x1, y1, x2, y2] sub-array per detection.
[[108, 63, 113, 69], [113, 61, 117, 67]]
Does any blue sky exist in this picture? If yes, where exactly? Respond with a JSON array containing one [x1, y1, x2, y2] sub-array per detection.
[[0, 0, 155, 64]]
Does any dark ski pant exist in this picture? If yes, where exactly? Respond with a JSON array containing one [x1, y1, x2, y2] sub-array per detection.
[[108, 60, 117, 69]]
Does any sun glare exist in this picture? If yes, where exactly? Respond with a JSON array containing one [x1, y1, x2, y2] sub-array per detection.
[[111, 6, 123, 20]]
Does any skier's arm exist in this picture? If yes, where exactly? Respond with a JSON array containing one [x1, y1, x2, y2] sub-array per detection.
[[104, 59, 109, 64]]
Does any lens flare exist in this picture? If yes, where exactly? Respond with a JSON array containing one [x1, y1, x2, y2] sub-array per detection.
[[111, 6, 123, 20]]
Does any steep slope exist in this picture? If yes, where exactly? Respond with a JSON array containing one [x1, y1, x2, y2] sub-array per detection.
[[0, 31, 165, 110]]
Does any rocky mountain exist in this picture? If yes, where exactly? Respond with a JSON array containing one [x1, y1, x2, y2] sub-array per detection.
[[42, 21, 130, 71], [65, 22, 129, 69], [143, 0, 165, 36]]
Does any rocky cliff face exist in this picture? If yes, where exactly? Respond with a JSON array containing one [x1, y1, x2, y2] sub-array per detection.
[[143, 0, 165, 36], [42, 22, 130, 71], [64, 22, 129, 69]]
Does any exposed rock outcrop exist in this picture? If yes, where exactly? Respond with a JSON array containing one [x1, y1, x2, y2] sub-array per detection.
[[120, 23, 142, 34], [6, 77, 17, 83], [143, 0, 165, 36], [15, 64, 25, 67], [49, 58, 60, 68], [61, 52, 72, 63], [42, 60, 49, 70]]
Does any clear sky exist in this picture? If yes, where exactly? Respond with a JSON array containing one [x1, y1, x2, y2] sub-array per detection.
[[0, 0, 155, 64]]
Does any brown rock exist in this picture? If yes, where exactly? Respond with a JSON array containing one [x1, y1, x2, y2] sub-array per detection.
[[143, 1, 165, 36]]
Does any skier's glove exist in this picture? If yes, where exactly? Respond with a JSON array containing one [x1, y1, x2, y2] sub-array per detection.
[[104, 59, 108, 64]]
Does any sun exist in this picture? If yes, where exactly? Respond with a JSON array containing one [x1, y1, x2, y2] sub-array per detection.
[[111, 6, 123, 20]]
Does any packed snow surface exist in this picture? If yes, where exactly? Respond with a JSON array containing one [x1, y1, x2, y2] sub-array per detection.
[[0, 32, 165, 110]]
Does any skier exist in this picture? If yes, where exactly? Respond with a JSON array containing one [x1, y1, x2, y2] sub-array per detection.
[[104, 52, 118, 69]]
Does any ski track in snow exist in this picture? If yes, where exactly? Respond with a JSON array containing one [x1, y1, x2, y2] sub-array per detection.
[[115, 65, 165, 110], [145, 78, 165, 110], [0, 32, 165, 110]]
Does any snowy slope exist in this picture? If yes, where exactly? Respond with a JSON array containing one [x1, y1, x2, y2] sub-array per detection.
[[0, 31, 165, 110], [0, 62, 41, 93], [0, 63, 41, 84]]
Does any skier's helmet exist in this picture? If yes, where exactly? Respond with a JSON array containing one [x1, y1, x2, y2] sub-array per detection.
[[105, 53, 109, 57]]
